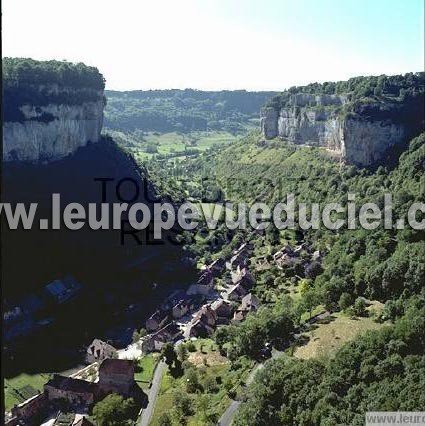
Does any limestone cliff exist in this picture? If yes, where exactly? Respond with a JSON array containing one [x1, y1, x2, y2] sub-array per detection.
[[3, 88, 104, 162], [3, 58, 105, 162], [260, 74, 424, 167]]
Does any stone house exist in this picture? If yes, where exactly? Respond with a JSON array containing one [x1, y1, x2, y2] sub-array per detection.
[[233, 293, 261, 322], [146, 310, 169, 332], [312, 250, 323, 261], [241, 293, 260, 311], [226, 251, 248, 271], [141, 334, 163, 353], [235, 242, 253, 255], [194, 305, 217, 327], [141, 322, 182, 353], [41, 360, 146, 416], [210, 299, 232, 318], [160, 322, 182, 342], [184, 305, 218, 338], [225, 243, 252, 271], [85, 339, 117, 364], [187, 271, 214, 295], [97, 359, 147, 406], [186, 319, 214, 338], [44, 375, 98, 407], [227, 283, 249, 301], [161, 289, 186, 310], [44, 276, 82, 305], [293, 243, 306, 255], [208, 258, 225, 276], [9, 393, 47, 425], [231, 267, 255, 289], [98, 359, 135, 396], [273, 244, 294, 260], [273, 245, 300, 269], [172, 300, 190, 319]]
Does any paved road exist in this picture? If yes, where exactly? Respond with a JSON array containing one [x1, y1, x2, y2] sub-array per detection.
[[139, 360, 167, 426], [218, 312, 330, 426], [218, 362, 265, 426]]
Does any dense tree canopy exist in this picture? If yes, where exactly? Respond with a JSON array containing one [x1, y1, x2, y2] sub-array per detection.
[[3, 57, 105, 90], [92, 394, 137, 425], [266, 72, 424, 109], [3, 57, 105, 122], [235, 300, 425, 426], [104, 89, 278, 134]]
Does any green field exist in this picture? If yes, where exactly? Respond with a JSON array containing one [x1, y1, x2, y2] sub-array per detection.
[[293, 311, 386, 360], [105, 130, 237, 162], [151, 339, 232, 425], [151, 365, 231, 426], [4, 372, 52, 411], [135, 354, 160, 390]]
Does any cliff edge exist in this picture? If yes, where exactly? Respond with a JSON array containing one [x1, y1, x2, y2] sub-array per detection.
[[260, 74, 424, 166], [3, 58, 105, 162]]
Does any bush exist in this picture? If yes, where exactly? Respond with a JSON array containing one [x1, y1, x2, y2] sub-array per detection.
[[203, 375, 219, 393], [186, 341, 196, 352], [338, 292, 353, 311], [93, 394, 137, 425], [353, 297, 367, 317]]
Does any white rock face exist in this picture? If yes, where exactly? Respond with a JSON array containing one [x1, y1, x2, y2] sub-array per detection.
[[260, 94, 406, 166], [3, 97, 104, 162], [276, 109, 343, 149], [261, 107, 279, 139], [342, 119, 405, 166]]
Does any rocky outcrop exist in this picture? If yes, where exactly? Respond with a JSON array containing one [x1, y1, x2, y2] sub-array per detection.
[[3, 87, 104, 162], [341, 118, 404, 166], [260, 93, 413, 167]]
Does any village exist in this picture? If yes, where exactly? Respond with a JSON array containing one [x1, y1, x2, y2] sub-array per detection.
[[5, 239, 321, 426]]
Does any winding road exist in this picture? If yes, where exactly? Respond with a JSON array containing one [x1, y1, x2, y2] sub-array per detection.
[[139, 360, 167, 426], [218, 311, 330, 425], [138, 313, 331, 425], [218, 362, 264, 426]]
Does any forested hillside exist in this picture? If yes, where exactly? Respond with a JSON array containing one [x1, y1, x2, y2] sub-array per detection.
[[209, 133, 424, 424], [265, 72, 424, 111], [3, 58, 105, 122], [104, 89, 278, 134], [142, 129, 425, 424]]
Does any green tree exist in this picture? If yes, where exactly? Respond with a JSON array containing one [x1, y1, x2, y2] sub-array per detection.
[[173, 390, 193, 419], [161, 343, 177, 367], [301, 289, 320, 320], [185, 367, 200, 393], [157, 412, 173, 426], [353, 297, 367, 317], [177, 343, 189, 362], [338, 292, 353, 312], [299, 278, 312, 296], [93, 394, 137, 426], [203, 375, 218, 393]]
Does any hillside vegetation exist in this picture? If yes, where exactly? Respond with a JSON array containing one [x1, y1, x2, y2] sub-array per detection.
[[142, 128, 424, 424], [3, 58, 105, 122], [3, 57, 105, 90], [104, 89, 277, 134], [209, 133, 424, 424], [266, 72, 424, 110]]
